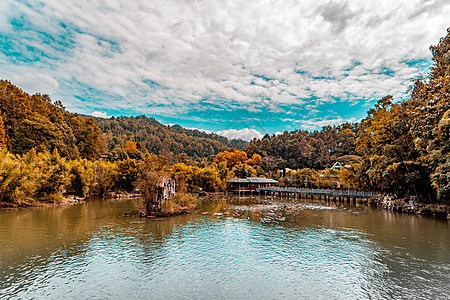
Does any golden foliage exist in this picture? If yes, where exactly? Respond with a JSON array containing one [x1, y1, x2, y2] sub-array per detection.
[[214, 149, 248, 168]]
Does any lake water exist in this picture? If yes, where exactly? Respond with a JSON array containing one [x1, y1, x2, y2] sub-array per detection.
[[1, 196, 449, 299]]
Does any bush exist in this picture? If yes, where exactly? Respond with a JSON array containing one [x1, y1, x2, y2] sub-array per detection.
[[160, 193, 197, 215]]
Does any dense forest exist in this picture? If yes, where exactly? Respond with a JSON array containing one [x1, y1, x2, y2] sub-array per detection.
[[243, 123, 361, 171], [0, 80, 105, 159], [93, 115, 247, 159], [1, 29, 450, 206]]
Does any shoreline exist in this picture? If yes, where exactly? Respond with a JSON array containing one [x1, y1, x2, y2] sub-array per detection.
[[0, 191, 140, 211], [371, 195, 450, 219], [2, 191, 449, 220]]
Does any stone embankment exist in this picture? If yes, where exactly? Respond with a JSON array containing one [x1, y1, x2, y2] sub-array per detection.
[[64, 191, 139, 203], [64, 195, 85, 204], [104, 191, 140, 199], [373, 195, 450, 219]]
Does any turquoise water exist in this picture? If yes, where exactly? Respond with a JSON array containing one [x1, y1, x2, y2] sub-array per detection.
[[1, 196, 449, 299]]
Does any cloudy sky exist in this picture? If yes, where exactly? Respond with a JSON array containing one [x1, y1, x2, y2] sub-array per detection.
[[1, 1, 449, 140]]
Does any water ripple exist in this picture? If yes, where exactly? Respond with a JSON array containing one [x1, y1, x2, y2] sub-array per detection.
[[1, 197, 449, 299]]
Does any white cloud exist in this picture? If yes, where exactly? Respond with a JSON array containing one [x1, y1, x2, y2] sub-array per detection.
[[216, 128, 263, 141], [299, 117, 358, 130], [185, 127, 214, 134], [91, 111, 110, 118], [8, 73, 59, 95]]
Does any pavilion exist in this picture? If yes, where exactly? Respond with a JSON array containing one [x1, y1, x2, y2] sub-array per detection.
[[226, 177, 278, 194]]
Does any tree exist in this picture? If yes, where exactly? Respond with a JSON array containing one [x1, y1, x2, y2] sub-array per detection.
[[214, 149, 248, 168], [355, 95, 428, 198], [0, 80, 107, 159], [232, 163, 255, 178], [291, 168, 319, 188], [297, 138, 314, 168], [339, 168, 358, 189], [405, 28, 450, 202], [0, 109, 6, 149], [138, 159, 165, 214], [246, 153, 262, 166], [114, 158, 139, 191]]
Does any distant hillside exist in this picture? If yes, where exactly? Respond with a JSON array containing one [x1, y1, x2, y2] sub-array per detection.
[[243, 124, 361, 171], [93, 115, 247, 158]]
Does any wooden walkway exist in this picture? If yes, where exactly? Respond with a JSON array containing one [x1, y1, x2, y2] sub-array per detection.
[[256, 187, 380, 203]]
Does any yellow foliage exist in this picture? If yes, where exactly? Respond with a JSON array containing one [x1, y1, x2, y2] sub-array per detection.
[[246, 153, 262, 166], [123, 141, 138, 154], [214, 149, 248, 168], [170, 163, 225, 192], [338, 168, 358, 189]]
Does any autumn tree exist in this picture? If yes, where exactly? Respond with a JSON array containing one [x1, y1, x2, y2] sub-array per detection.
[[214, 149, 248, 168], [114, 158, 139, 191], [290, 168, 319, 188], [170, 163, 225, 192], [406, 28, 450, 202], [355, 95, 430, 198], [137, 159, 165, 214], [0, 80, 106, 159], [246, 153, 262, 166], [0, 108, 6, 149], [231, 163, 255, 178]]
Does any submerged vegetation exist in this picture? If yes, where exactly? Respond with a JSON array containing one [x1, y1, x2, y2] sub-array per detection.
[[1, 29, 450, 207]]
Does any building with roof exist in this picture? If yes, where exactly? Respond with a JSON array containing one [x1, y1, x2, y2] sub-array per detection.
[[226, 177, 278, 193], [331, 162, 343, 170]]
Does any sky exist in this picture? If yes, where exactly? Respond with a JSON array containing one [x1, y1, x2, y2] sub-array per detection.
[[1, 1, 449, 141]]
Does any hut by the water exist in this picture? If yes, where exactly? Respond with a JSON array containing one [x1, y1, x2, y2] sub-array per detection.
[[226, 177, 278, 194]]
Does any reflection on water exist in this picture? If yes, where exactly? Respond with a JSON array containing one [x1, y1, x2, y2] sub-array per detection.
[[0, 196, 449, 299]]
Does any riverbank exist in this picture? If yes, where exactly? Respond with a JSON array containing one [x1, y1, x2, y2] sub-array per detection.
[[0, 191, 140, 210], [0, 195, 85, 211], [372, 195, 450, 219]]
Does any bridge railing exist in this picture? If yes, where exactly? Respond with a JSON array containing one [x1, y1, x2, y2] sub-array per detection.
[[256, 186, 381, 198]]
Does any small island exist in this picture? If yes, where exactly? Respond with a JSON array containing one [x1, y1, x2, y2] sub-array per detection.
[[137, 171, 197, 217]]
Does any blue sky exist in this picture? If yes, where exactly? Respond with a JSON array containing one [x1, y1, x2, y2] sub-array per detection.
[[1, 1, 449, 140]]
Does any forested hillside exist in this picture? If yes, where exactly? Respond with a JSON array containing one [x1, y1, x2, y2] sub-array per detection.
[[93, 116, 247, 159], [0, 80, 105, 159], [0, 80, 246, 160], [243, 123, 361, 171]]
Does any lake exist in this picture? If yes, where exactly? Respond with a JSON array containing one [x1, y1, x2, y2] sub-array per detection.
[[1, 195, 449, 299]]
